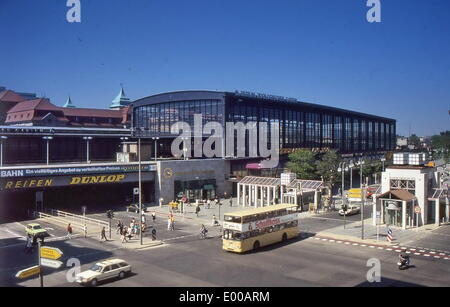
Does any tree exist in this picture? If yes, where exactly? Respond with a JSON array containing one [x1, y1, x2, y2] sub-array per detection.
[[315, 150, 341, 188], [286, 150, 318, 180], [431, 131, 450, 163], [408, 134, 420, 148]]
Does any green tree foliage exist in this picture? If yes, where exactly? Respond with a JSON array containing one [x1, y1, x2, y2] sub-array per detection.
[[315, 150, 341, 186], [408, 134, 420, 147], [286, 150, 318, 180], [431, 131, 450, 163]]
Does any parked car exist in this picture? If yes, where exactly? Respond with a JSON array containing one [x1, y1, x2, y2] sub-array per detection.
[[339, 205, 360, 216], [126, 204, 148, 213], [75, 258, 132, 286], [25, 223, 49, 238]]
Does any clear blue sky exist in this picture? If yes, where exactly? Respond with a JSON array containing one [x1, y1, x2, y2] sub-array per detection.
[[1, 0, 449, 136]]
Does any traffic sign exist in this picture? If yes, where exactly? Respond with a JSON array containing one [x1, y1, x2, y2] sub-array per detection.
[[15, 265, 41, 279], [414, 206, 421, 214], [41, 258, 63, 269], [40, 247, 63, 260]]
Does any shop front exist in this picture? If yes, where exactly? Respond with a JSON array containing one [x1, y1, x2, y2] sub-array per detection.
[[174, 180, 216, 202]]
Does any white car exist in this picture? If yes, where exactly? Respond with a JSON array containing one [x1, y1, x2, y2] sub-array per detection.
[[339, 205, 361, 216], [76, 258, 132, 286]]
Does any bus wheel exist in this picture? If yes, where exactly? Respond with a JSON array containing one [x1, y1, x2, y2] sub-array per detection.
[[253, 241, 260, 250], [282, 233, 288, 242]]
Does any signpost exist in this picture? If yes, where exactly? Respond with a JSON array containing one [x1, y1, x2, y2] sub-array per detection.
[[15, 265, 41, 280], [17, 244, 64, 287], [376, 211, 381, 241], [415, 205, 421, 232], [41, 258, 63, 269], [40, 246, 63, 260]]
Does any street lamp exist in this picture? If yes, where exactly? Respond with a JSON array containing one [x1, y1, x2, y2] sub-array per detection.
[[131, 127, 144, 246], [152, 137, 160, 161], [83, 136, 93, 163], [337, 162, 349, 229], [0, 136, 7, 167], [381, 157, 386, 172], [349, 160, 355, 189], [182, 137, 190, 160], [357, 159, 365, 240], [42, 136, 53, 165]]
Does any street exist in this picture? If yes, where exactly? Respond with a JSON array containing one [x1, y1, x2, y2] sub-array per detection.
[[1, 210, 450, 287]]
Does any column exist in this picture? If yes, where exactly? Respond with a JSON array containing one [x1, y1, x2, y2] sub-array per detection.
[[272, 187, 276, 204], [243, 185, 247, 207], [237, 183, 241, 207], [314, 191, 319, 211], [266, 186, 270, 206], [435, 199, 440, 226], [402, 200, 407, 230]]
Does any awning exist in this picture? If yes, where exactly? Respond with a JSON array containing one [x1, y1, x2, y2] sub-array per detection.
[[377, 189, 416, 202], [246, 163, 262, 170]]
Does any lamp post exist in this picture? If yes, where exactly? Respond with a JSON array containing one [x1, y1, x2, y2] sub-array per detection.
[[349, 160, 354, 189], [338, 162, 349, 229], [83, 136, 93, 163], [152, 137, 159, 161], [42, 136, 53, 165], [138, 137, 143, 246], [182, 137, 189, 160], [0, 136, 7, 167], [381, 157, 386, 172], [357, 159, 365, 240]]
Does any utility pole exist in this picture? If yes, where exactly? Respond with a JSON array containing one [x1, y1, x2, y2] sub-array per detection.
[[38, 241, 44, 287], [359, 159, 365, 240]]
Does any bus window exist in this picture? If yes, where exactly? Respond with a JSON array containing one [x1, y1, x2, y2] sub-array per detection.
[[224, 215, 242, 223]]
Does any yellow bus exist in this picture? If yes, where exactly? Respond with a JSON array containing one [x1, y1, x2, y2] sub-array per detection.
[[222, 204, 299, 253]]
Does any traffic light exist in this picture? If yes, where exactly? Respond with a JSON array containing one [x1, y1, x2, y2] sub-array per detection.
[[106, 210, 114, 219]]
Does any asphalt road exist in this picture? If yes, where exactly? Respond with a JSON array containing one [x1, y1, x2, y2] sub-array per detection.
[[2, 217, 450, 287]]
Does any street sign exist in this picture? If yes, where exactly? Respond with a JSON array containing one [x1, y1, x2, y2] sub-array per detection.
[[40, 247, 63, 260], [414, 206, 421, 214], [15, 265, 41, 279], [41, 258, 63, 269]]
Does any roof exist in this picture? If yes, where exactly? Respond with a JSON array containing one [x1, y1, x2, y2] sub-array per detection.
[[0, 90, 26, 103], [225, 204, 297, 217], [63, 96, 76, 108], [377, 189, 416, 202], [239, 176, 281, 187], [7, 98, 61, 113], [97, 258, 126, 265], [110, 86, 131, 108], [62, 107, 123, 118], [287, 179, 324, 191]]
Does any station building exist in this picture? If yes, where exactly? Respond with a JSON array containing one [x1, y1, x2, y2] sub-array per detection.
[[1, 88, 397, 220]]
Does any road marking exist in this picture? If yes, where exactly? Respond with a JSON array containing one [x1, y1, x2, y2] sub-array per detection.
[[406, 251, 411, 254], [329, 240, 335, 242], [336, 241, 343, 244], [414, 253, 421, 255], [424, 254, 430, 257], [344, 242, 350, 245], [360, 244, 367, 247], [434, 256, 441, 259], [352, 243, 359, 246], [369, 246, 375, 248], [321, 239, 328, 241], [386, 248, 393, 251]]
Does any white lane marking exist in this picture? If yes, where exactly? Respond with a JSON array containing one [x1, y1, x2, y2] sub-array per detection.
[[369, 246, 375, 248], [424, 254, 430, 257], [360, 244, 367, 247], [336, 241, 343, 244], [434, 256, 441, 259], [321, 239, 328, 241], [344, 242, 351, 245], [414, 253, 421, 255], [352, 243, 359, 246], [386, 248, 393, 251], [329, 240, 335, 242], [406, 251, 411, 254], [378, 247, 384, 250]]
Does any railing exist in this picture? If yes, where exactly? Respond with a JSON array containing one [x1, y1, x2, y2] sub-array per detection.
[[33, 209, 110, 235]]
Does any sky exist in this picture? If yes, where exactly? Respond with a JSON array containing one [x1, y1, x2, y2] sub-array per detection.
[[1, 0, 449, 136]]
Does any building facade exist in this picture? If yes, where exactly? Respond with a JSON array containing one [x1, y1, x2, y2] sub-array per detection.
[[132, 90, 396, 157]]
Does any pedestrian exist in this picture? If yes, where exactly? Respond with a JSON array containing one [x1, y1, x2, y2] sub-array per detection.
[[66, 223, 73, 239], [170, 215, 175, 231], [195, 205, 200, 217], [152, 211, 156, 223], [100, 226, 108, 241], [159, 197, 164, 207], [121, 228, 127, 243], [212, 214, 219, 226], [207, 199, 211, 209], [229, 198, 233, 207], [24, 234, 32, 254], [167, 217, 172, 231], [116, 220, 123, 234]]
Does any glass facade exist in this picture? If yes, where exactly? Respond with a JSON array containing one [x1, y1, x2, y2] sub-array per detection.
[[132, 91, 396, 155]]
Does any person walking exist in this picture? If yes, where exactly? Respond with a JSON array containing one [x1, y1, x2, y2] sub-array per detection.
[[66, 223, 73, 239], [152, 211, 156, 223], [121, 228, 128, 243], [207, 199, 211, 209], [167, 216, 172, 231], [195, 204, 201, 217], [100, 226, 108, 242], [116, 220, 123, 234], [229, 198, 233, 207], [170, 215, 175, 231], [212, 214, 219, 226], [24, 234, 32, 254]]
